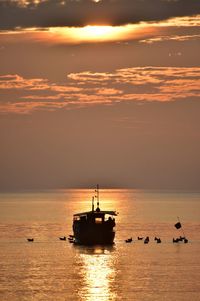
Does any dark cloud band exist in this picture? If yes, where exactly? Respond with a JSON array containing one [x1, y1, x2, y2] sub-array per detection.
[[1, 0, 200, 30]]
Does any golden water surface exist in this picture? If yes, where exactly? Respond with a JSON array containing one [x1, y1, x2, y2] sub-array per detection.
[[0, 189, 200, 301]]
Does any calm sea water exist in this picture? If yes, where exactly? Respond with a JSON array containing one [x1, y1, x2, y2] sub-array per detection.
[[0, 189, 200, 301]]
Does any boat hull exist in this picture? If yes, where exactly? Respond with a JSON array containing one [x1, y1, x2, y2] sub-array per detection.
[[73, 222, 115, 245]]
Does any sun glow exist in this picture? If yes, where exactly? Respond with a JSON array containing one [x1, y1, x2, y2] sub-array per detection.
[[81, 25, 117, 39], [48, 24, 142, 43], [0, 23, 155, 45]]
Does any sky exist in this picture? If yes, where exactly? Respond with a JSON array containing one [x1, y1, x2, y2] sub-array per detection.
[[0, 0, 200, 190]]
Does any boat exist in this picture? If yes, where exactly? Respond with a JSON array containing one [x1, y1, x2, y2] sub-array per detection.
[[72, 185, 117, 245]]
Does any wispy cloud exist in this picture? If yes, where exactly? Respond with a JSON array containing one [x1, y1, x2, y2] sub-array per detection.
[[0, 74, 48, 90], [140, 34, 200, 44], [0, 74, 82, 92], [1, 67, 200, 113], [139, 15, 200, 44]]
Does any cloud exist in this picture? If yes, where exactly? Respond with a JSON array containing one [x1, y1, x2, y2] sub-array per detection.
[[1, 67, 200, 113], [139, 15, 200, 43], [1, 0, 200, 30], [0, 74, 82, 92], [140, 34, 200, 44], [96, 88, 123, 95], [0, 74, 48, 89]]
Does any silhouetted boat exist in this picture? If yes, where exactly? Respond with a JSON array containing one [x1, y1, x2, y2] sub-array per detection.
[[27, 238, 34, 242], [144, 236, 149, 244], [72, 185, 117, 245], [137, 236, 143, 240]]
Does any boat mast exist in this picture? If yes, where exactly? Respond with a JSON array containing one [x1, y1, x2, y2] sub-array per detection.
[[95, 184, 100, 210], [92, 196, 94, 212]]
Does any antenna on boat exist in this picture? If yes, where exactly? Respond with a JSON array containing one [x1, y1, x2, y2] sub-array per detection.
[[95, 184, 100, 211], [92, 196, 94, 212]]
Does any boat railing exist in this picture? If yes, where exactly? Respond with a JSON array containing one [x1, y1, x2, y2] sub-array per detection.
[[73, 215, 115, 227]]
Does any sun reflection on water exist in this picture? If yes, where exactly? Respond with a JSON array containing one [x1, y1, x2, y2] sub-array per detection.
[[77, 247, 116, 301]]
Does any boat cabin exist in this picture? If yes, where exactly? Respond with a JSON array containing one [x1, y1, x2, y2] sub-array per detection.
[[73, 210, 116, 225]]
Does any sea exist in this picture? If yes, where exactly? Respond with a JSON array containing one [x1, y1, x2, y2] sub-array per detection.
[[0, 189, 200, 301]]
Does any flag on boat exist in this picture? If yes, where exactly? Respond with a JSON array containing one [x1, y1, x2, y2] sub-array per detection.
[[174, 222, 182, 229]]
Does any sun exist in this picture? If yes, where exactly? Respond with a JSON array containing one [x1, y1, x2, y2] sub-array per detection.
[[80, 26, 116, 40]]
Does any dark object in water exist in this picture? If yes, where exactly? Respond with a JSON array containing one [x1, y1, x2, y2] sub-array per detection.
[[144, 236, 149, 244], [27, 238, 34, 242], [137, 237, 143, 240], [59, 236, 66, 241], [174, 217, 187, 243], [154, 237, 161, 243], [72, 185, 117, 245], [68, 235, 75, 243], [125, 237, 132, 243], [174, 221, 182, 229], [173, 237, 188, 243]]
